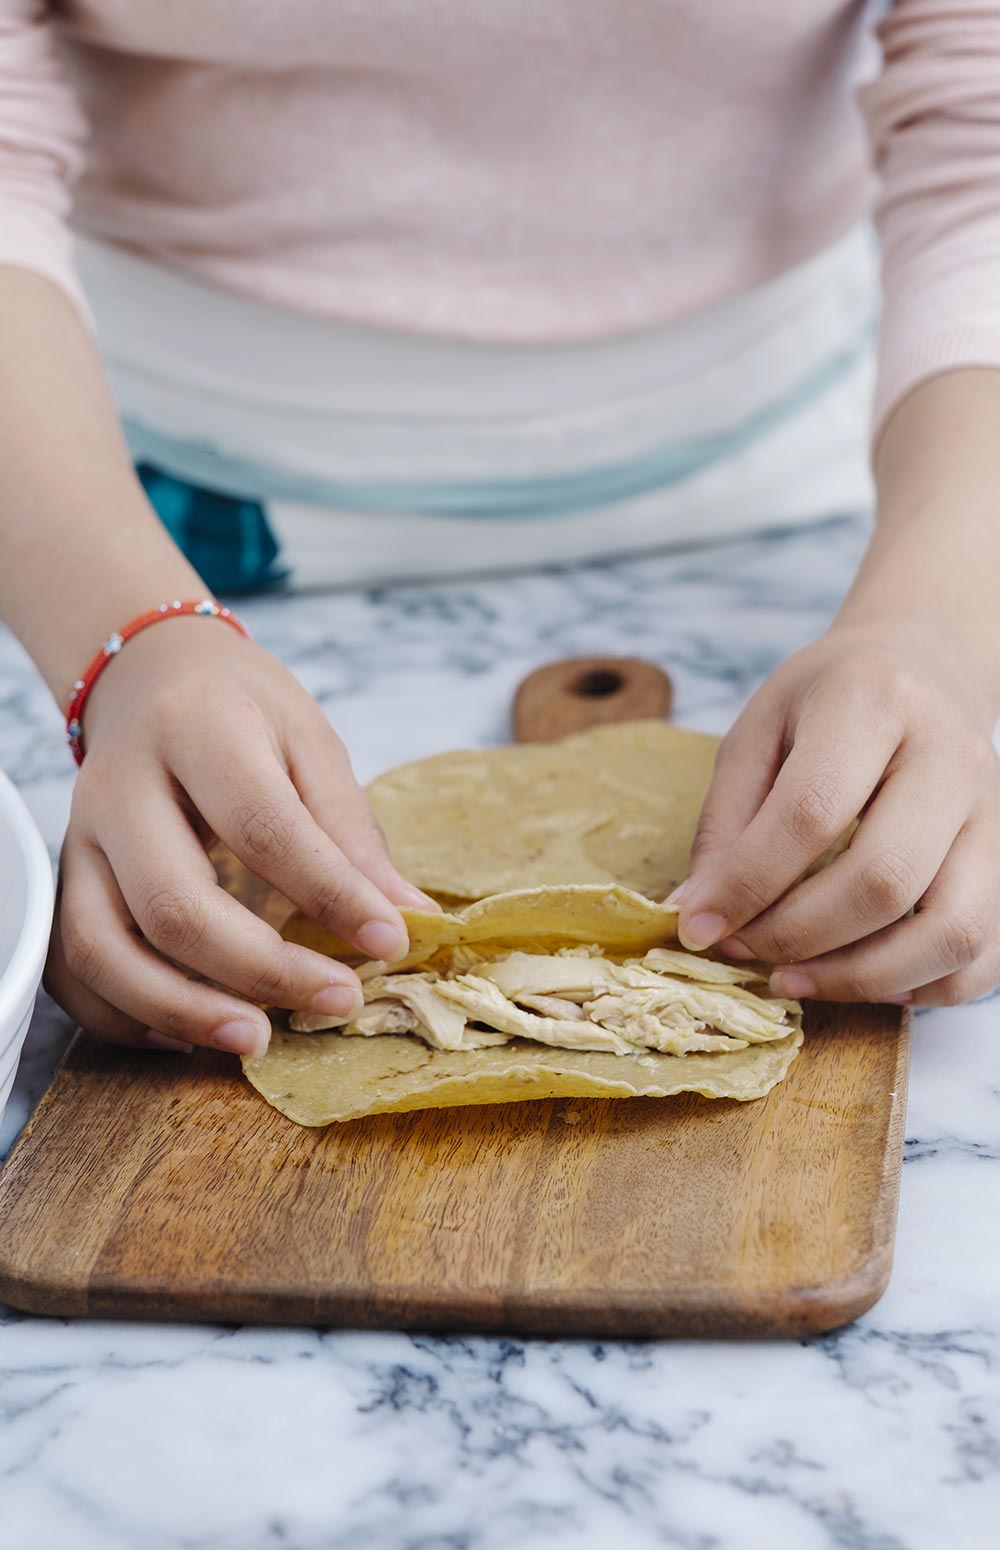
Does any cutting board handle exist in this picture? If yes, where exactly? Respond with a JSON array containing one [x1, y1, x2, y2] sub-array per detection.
[[512, 656, 674, 743]]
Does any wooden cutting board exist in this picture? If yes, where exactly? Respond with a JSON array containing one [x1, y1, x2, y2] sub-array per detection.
[[0, 658, 909, 1336]]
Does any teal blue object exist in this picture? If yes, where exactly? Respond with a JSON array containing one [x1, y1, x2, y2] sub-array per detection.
[[137, 463, 289, 595]]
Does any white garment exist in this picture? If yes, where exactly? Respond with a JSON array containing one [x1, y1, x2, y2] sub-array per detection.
[[77, 227, 876, 590]]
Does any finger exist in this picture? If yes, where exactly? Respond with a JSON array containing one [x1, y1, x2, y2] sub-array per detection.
[[768, 820, 1000, 1003], [55, 839, 272, 1054], [46, 910, 155, 1046], [909, 932, 1000, 1007], [723, 752, 970, 965], [45, 933, 191, 1052], [47, 859, 192, 1050], [678, 697, 899, 950], [287, 719, 439, 912], [97, 777, 365, 1016], [677, 686, 787, 898], [171, 732, 411, 960]]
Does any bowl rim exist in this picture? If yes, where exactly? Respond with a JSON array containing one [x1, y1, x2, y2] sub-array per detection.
[[0, 769, 55, 1033]]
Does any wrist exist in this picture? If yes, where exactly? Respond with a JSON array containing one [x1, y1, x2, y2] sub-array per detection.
[[860, 369, 1000, 718], [50, 565, 206, 702], [78, 607, 254, 755], [2, 482, 208, 708], [827, 607, 1000, 733]]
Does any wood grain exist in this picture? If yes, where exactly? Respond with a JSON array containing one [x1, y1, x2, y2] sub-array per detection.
[[512, 656, 673, 742], [0, 994, 908, 1335], [0, 669, 910, 1336]]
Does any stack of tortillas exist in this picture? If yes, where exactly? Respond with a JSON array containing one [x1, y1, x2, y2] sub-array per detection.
[[244, 723, 804, 1124]]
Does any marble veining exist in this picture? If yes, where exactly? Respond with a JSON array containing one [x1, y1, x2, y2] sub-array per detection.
[[1, 513, 998, 1550]]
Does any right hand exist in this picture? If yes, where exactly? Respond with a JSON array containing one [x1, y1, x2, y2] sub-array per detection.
[[44, 618, 436, 1056]]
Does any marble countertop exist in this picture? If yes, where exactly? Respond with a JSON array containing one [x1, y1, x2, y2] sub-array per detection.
[[1, 516, 998, 1550]]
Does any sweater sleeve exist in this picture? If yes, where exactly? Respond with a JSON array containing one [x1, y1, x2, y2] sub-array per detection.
[[860, 0, 1000, 439], [0, 1, 88, 310]]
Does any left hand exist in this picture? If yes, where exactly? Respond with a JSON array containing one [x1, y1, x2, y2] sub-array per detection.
[[672, 623, 1000, 1006]]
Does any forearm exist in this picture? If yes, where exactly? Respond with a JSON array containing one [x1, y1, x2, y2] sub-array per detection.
[[0, 267, 206, 704], [836, 368, 1000, 725]]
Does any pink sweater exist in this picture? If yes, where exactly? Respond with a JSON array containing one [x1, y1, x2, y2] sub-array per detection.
[[3, 1, 1000, 436]]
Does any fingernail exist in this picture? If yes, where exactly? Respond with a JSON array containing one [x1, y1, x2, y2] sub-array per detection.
[[358, 919, 408, 960], [396, 882, 443, 912], [771, 971, 817, 999], [884, 992, 913, 1005], [664, 882, 688, 908], [678, 911, 727, 951], [310, 983, 364, 1018], [212, 1019, 270, 1057], [717, 936, 756, 961], [145, 1031, 194, 1053]]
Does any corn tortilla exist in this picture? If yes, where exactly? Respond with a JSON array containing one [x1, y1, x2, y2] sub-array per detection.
[[367, 719, 717, 901], [244, 1026, 803, 1126], [281, 884, 685, 970], [244, 884, 803, 1124]]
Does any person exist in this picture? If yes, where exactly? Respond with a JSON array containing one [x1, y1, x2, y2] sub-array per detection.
[[2, 2, 999, 1061]]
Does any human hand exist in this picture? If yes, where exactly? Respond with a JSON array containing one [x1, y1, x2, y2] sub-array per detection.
[[44, 619, 435, 1054], [672, 623, 1000, 1006]]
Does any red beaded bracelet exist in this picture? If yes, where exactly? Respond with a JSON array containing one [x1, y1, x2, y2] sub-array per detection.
[[66, 598, 251, 765]]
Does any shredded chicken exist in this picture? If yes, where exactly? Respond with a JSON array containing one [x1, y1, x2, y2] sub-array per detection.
[[289, 940, 800, 1057], [436, 974, 638, 1055], [517, 993, 589, 1021], [635, 947, 766, 986], [478, 951, 620, 1000], [352, 1001, 415, 1035], [363, 973, 506, 1050], [584, 993, 747, 1054]]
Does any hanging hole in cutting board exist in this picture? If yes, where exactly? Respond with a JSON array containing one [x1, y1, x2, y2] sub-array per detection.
[[573, 668, 624, 699]]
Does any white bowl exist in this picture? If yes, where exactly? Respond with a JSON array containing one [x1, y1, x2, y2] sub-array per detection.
[[0, 771, 55, 1122]]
